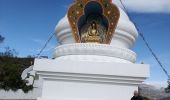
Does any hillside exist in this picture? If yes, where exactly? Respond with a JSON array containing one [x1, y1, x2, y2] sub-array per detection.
[[139, 84, 170, 100]]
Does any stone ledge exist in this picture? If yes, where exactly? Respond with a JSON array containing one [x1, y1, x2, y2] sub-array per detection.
[[54, 43, 136, 63], [34, 59, 149, 80]]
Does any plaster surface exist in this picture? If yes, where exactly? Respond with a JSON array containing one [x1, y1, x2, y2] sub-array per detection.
[[34, 59, 149, 100]]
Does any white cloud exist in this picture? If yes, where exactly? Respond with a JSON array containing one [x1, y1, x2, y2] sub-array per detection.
[[112, 0, 170, 13]]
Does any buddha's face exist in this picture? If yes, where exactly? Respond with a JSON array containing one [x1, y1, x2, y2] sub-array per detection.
[[91, 22, 96, 28], [92, 23, 95, 27]]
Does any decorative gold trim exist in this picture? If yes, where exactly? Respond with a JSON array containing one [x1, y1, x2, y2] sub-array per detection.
[[67, 0, 120, 44]]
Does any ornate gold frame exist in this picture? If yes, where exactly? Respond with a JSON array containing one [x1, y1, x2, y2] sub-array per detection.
[[67, 0, 120, 44]]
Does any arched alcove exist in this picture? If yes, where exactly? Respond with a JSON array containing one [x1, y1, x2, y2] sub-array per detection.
[[78, 1, 109, 33], [78, 1, 109, 43]]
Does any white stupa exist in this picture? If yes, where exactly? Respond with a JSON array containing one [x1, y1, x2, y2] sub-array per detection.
[[33, 0, 149, 100], [54, 7, 137, 63]]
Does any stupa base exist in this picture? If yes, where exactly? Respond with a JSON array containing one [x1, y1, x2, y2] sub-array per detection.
[[34, 59, 149, 100]]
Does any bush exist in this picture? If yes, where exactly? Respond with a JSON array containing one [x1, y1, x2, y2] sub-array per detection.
[[0, 56, 34, 93]]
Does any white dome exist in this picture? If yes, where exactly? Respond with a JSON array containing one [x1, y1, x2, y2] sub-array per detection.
[[54, 6, 138, 63], [55, 7, 138, 49]]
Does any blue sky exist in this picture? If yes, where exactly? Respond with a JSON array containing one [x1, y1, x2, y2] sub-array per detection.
[[0, 0, 170, 86]]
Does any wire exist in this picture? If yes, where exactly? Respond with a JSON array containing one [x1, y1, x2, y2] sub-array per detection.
[[119, 0, 170, 79], [139, 32, 170, 79], [36, 32, 56, 58]]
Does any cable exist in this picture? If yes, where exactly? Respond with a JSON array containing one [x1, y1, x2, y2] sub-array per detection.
[[119, 0, 170, 79], [36, 32, 55, 58], [139, 32, 170, 79]]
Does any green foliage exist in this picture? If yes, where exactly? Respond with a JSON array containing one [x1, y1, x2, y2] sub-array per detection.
[[143, 96, 150, 100], [0, 35, 34, 93], [0, 56, 34, 93]]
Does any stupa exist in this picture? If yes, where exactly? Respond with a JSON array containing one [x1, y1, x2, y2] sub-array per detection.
[[33, 0, 149, 100]]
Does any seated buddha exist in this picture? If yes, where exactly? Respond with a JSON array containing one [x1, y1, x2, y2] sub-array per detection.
[[81, 21, 103, 43]]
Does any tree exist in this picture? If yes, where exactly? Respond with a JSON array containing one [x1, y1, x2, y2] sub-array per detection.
[[0, 35, 34, 93], [165, 81, 170, 93], [0, 35, 5, 44], [27, 55, 35, 58], [0, 47, 18, 57], [0, 56, 34, 93]]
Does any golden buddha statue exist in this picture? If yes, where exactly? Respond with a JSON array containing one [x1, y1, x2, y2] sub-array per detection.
[[81, 21, 104, 43], [89, 22, 99, 36]]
